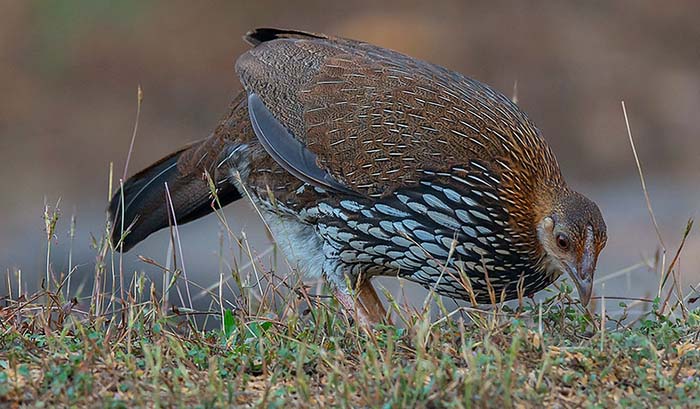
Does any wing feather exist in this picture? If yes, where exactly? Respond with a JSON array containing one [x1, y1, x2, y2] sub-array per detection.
[[248, 93, 360, 196]]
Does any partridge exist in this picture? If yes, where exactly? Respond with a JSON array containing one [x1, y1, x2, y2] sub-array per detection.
[[109, 28, 607, 325]]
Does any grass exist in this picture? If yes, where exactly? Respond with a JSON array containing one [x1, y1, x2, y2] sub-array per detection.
[[1, 281, 700, 408]]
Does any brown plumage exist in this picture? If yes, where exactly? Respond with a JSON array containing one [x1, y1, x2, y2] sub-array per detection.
[[109, 28, 607, 325]]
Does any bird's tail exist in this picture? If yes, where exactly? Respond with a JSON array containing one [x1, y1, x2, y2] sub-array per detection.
[[108, 141, 244, 252], [108, 92, 251, 252]]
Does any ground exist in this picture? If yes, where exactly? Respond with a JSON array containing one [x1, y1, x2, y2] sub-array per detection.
[[2, 275, 699, 408]]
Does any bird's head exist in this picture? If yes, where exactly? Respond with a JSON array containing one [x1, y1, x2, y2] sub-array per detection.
[[536, 190, 607, 306]]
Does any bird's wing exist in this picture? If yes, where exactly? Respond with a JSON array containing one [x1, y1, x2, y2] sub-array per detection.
[[236, 28, 545, 198], [247, 92, 359, 196]]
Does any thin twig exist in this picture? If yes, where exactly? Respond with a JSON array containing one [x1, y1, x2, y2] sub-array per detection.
[[621, 101, 668, 299], [164, 182, 194, 313], [122, 85, 143, 182]]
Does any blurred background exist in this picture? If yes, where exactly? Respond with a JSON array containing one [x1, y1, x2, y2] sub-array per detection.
[[1, 1, 699, 313]]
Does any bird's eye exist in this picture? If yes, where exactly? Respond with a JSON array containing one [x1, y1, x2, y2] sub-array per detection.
[[556, 233, 570, 251]]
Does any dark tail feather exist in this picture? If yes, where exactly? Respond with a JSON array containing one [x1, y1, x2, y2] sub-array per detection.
[[109, 147, 242, 252], [243, 28, 327, 46]]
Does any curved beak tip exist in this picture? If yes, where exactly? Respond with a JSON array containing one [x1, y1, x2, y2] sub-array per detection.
[[566, 265, 593, 307], [578, 280, 592, 306]]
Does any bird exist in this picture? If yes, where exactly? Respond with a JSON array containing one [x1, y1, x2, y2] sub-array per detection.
[[109, 28, 607, 326]]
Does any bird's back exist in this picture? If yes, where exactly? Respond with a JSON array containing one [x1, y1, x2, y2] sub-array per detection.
[[235, 29, 563, 202]]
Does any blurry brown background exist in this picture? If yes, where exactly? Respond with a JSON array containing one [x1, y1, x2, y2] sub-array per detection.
[[1, 1, 699, 307]]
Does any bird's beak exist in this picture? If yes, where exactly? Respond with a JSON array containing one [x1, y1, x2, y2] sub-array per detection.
[[566, 241, 597, 307], [567, 260, 593, 306]]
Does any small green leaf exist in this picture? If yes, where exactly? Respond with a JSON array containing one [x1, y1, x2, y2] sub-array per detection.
[[18, 364, 30, 378], [223, 309, 236, 339]]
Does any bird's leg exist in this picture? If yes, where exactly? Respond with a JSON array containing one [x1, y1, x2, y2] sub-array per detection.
[[332, 280, 388, 327], [333, 288, 373, 327], [357, 280, 389, 325]]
